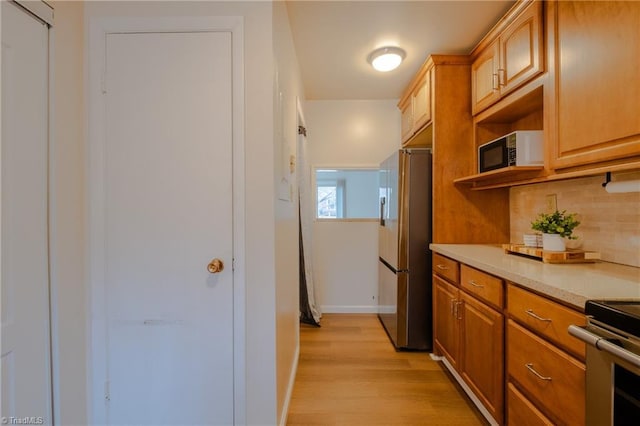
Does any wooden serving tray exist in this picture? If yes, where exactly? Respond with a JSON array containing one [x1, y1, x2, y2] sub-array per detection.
[[503, 244, 601, 264]]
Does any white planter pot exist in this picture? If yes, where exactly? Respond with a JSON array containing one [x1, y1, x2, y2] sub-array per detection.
[[542, 233, 566, 252]]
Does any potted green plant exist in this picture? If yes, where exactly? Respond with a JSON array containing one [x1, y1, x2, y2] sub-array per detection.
[[531, 210, 580, 251]]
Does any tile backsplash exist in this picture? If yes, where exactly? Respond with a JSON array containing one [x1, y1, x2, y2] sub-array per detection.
[[510, 171, 640, 267]]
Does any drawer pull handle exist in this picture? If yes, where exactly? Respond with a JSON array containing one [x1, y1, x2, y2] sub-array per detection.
[[469, 280, 484, 288], [526, 363, 552, 381], [436, 264, 449, 270], [526, 309, 552, 322]]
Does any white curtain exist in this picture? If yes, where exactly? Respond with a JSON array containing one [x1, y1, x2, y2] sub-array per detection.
[[297, 120, 321, 325]]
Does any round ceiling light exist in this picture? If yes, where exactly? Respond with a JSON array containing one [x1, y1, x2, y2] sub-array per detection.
[[367, 46, 406, 72]]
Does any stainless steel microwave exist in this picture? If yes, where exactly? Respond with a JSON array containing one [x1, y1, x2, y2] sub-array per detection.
[[478, 130, 543, 173]]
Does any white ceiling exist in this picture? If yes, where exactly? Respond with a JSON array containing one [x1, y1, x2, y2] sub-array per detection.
[[286, 0, 516, 100]]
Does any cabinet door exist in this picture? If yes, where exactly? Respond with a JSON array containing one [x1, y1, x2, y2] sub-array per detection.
[[433, 275, 459, 369], [412, 68, 431, 131], [507, 320, 585, 425], [507, 382, 553, 426], [499, 0, 543, 96], [471, 39, 500, 115], [508, 284, 585, 360], [460, 292, 504, 425], [552, 1, 640, 169], [400, 98, 414, 142]]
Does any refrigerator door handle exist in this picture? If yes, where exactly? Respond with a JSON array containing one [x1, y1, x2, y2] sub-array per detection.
[[379, 196, 386, 226]]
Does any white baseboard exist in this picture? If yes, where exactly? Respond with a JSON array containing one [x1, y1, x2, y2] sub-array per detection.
[[320, 305, 378, 314], [440, 357, 498, 426], [278, 343, 300, 426]]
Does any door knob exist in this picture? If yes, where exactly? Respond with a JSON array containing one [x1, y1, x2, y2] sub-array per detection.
[[207, 258, 224, 274]]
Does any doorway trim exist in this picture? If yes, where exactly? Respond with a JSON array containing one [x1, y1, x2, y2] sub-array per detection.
[[86, 16, 246, 424]]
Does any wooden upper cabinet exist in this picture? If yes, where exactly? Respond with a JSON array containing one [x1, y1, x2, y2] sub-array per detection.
[[499, 2, 543, 96], [471, 40, 500, 114], [550, 1, 640, 170], [399, 98, 414, 142], [471, 0, 544, 115], [399, 64, 433, 146], [411, 69, 432, 131]]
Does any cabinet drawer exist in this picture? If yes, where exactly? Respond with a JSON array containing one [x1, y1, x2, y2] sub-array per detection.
[[508, 284, 586, 360], [432, 253, 459, 283], [507, 382, 553, 426], [460, 265, 503, 308], [507, 320, 585, 425]]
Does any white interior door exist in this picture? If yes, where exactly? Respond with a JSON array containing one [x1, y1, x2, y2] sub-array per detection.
[[1, 1, 52, 422], [100, 31, 234, 425]]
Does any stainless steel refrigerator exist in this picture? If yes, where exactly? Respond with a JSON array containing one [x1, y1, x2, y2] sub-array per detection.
[[378, 149, 432, 350]]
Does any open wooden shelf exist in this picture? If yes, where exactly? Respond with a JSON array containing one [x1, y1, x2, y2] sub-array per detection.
[[454, 166, 545, 186]]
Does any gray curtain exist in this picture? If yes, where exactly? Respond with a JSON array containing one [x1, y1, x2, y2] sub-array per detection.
[[297, 124, 321, 326]]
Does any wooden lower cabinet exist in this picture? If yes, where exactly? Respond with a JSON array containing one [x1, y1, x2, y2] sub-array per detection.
[[433, 263, 505, 425], [507, 383, 553, 426], [508, 283, 586, 359], [433, 274, 460, 370], [507, 320, 585, 425], [433, 255, 587, 425], [460, 292, 504, 424]]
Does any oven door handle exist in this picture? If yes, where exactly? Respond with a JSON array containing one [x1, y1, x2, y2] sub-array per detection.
[[568, 324, 640, 369]]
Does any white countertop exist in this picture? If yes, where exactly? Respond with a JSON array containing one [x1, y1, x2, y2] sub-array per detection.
[[430, 244, 640, 310]]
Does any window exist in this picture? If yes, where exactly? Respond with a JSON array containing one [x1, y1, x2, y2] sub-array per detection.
[[315, 168, 379, 219]]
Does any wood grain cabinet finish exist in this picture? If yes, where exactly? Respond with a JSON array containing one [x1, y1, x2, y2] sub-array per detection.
[[471, 0, 543, 115], [433, 257, 505, 425], [411, 70, 432, 132], [433, 274, 460, 370], [507, 320, 585, 426], [460, 292, 504, 425], [550, 1, 640, 170], [460, 264, 504, 309], [507, 283, 586, 360], [433, 253, 459, 284], [399, 66, 432, 146], [471, 39, 500, 115], [399, 98, 414, 142], [507, 382, 553, 426]]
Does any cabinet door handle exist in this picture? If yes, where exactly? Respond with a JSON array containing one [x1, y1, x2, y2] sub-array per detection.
[[526, 363, 552, 381], [492, 73, 499, 91], [526, 309, 552, 322], [498, 68, 506, 87], [436, 264, 449, 270], [456, 301, 463, 320], [451, 299, 455, 316], [468, 280, 484, 288]]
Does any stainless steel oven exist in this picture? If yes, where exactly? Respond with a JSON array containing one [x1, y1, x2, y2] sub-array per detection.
[[569, 301, 640, 426]]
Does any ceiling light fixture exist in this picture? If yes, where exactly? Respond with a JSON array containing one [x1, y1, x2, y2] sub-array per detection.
[[367, 46, 406, 72]]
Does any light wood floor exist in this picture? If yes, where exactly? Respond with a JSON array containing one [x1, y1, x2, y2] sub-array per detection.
[[286, 314, 488, 426]]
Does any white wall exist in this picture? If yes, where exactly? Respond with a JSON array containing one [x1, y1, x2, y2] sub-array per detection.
[[305, 100, 401, 312], [273, 2, 304, 425], [79, 1, 279, 425]]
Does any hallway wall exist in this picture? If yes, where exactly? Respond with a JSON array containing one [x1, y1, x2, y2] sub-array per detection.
[[304, 100, 401, 312]]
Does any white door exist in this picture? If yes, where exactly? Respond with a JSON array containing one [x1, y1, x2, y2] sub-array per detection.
[[1, 1, 52, 423], [100, 31, 234, 425]]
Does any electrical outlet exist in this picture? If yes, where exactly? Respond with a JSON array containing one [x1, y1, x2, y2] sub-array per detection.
[[545, 194, 557, 213]]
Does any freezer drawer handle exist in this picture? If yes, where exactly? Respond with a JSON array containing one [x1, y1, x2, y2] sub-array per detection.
[[526, 363, 552, 381], [568, 325, 640, 368]]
